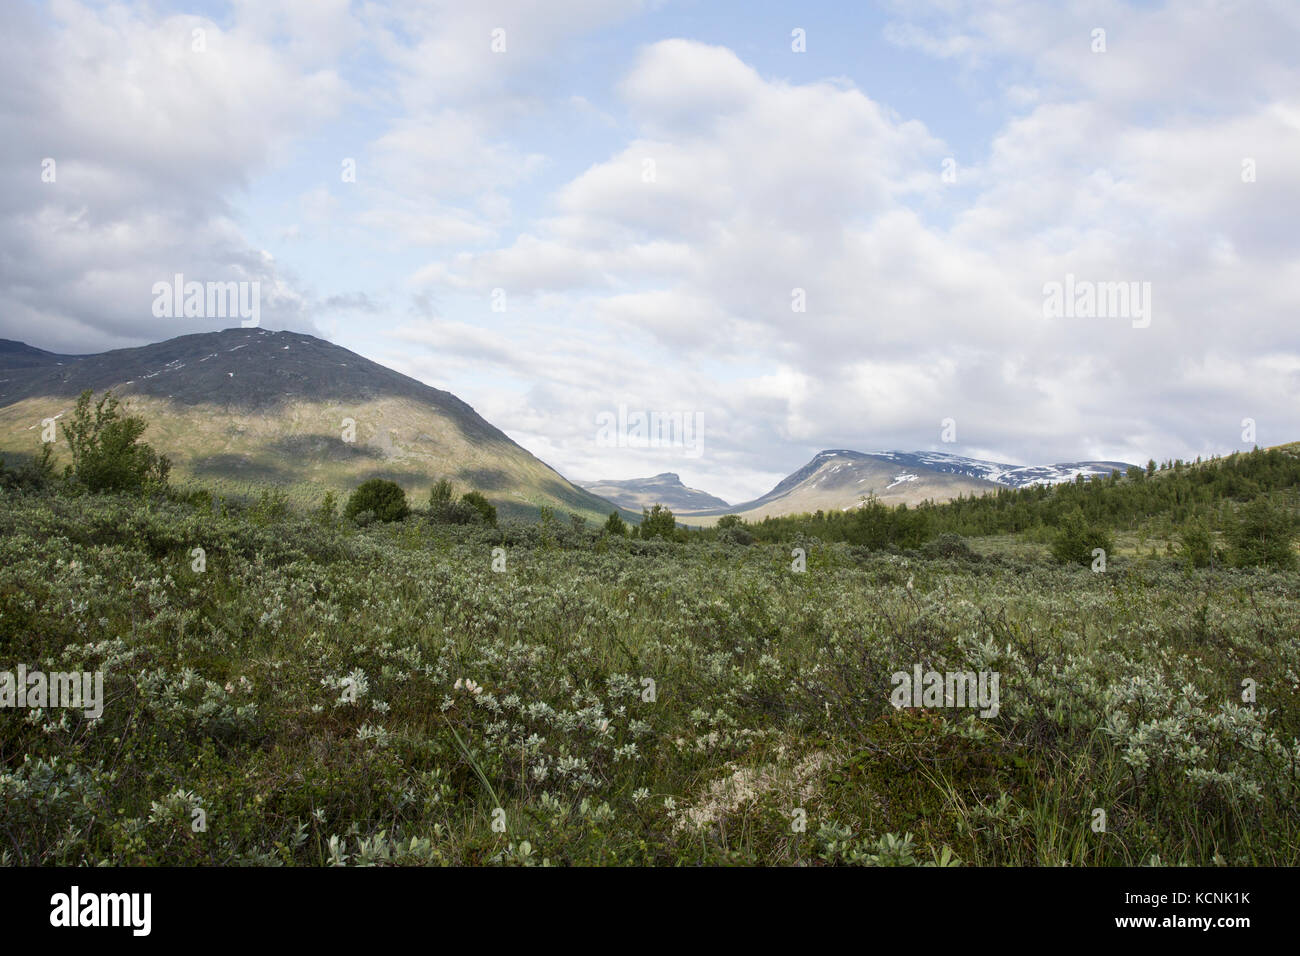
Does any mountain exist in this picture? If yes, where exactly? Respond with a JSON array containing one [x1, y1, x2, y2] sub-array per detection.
[[0, 339, 80, 370], [579, 473, 730, 513], [675, 450, 998, 522], [863, 450, 1138, 488], [671, 449, 1140, 524], [0, 327, 621, 522]]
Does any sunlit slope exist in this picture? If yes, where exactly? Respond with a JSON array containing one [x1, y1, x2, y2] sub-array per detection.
[[0, 328, 619, 522]]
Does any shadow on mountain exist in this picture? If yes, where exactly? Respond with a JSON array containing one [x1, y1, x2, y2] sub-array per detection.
[[456, 467, 512, 492], [190, 454, 292, 482], [268, 434, 386, 460]]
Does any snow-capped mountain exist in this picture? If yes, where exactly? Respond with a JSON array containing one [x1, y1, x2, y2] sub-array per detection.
[[656, 449, 1139, 524], [866, 451, 1137, 488]]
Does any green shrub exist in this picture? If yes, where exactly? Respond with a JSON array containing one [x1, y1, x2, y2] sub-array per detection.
[[603, 511, 628, 536], [921, 532, 977, 560], [639, 504, 677, 540], [251, 487, 291, 524], [717, 526, 754, 546], [432, 500, 480, 525], [428, 478, 453, 509], [1179, 520, 1215, 568], [1050, 509, 1114, 566], [1226, 498, 1297, 569], [315, 490, 338, 524], [0, 444, 57, 492], [344, 479, 409, 523], [62, 389, 170, 493], [461, 490, 497, 526]]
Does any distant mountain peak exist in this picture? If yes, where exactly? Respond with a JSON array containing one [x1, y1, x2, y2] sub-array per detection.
[[579, 472, 729, 512]]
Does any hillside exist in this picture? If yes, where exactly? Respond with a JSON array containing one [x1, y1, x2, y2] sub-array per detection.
[[0, 328, 620, 522]]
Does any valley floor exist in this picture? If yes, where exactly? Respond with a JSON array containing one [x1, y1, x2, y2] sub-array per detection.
[[2, 490, 1297, 865]]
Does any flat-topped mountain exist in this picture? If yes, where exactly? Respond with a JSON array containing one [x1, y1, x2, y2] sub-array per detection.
[[579, 472, 730, 513]]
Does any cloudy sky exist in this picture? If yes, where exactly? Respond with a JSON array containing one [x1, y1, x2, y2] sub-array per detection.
[[4, 0, 1299, 502]]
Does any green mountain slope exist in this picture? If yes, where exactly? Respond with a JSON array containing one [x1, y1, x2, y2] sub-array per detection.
[[0, 327, 620, 522]]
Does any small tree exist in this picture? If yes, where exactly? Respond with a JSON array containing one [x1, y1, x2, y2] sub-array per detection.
[[315, 490, 339, 524], [603, 511, 628, 536], [461, 490, 497, 526], [1226, 498, 1297, 569], [1050, 508, 1114, 567], [345, 479, 409, 523], [62, 389, 170, 493], [1178, 520, 1215, 568], [428, 478, 453, 509], [640, 503, 677, 540]]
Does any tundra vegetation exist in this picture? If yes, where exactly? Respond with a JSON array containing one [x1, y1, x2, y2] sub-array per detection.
[[0, 400, 1297, 865]]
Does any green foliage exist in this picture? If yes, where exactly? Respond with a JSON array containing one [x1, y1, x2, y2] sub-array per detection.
[[344, 478, 409, 523], [844, 497, 931, 550], [602, 511, 628, 537], [0, 490, 1298, 866], [716, 525, 754, 546], [921, 532, 977, 560], [716, 514, 742, 529], [1049, 508, 1114, 566], [62, 389, 170, 493], [430, 499, 479, 525], [251, 487, 291, 524], [428, 478, 453, 508], [461, 490, 497, 526], [1179, 520, 1215, 568], [639, 503, 677, 540], [315, 490, 338, 523], [0, 443, 57, 492], [1226, 498, 1298, 569]]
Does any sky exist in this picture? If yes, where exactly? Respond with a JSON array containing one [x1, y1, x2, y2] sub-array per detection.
[[3, 0, 1298, 503]]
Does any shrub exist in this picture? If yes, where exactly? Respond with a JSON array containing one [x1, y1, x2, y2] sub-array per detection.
[[1179, 521, 1215, 568], [461, 491, 497, 526], [603, 511, 628, 536], [315, 490, 338, 524], [640, 504, 677, 540], [428, 478, 453, 509], [62, 389, 170, 493], [344, 479, 409, 523], [922, 532, 977, 560], [251, 488, 291, 524], [0, 444, 57, 492], [717, 526, 754, 546], [1226, 498, 1297, 569], [1050, 509, 1114, 567]]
